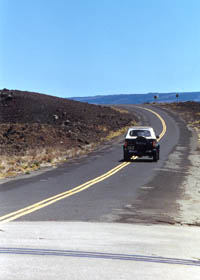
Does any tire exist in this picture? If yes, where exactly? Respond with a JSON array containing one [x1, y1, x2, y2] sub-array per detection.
[[153, 151, 158, 162], [135, 136, 147, 152], [157, 150, 160, 160], [124, 151, 130, 161]]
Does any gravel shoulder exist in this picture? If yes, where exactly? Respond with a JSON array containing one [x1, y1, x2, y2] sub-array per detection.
[[158, 104, 200, 225], [176, 126, 200, 225]]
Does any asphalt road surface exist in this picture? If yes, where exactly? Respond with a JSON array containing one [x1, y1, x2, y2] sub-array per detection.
[[0, 105, 191, 223], [1, 105, 199, 279], [0, 105, 182, 223]]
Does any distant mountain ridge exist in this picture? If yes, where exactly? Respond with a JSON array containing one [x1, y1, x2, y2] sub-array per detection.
[[70, 92, 200, 104]]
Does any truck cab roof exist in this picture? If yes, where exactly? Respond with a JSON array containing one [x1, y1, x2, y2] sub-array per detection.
[[125, 126, 157, 139]]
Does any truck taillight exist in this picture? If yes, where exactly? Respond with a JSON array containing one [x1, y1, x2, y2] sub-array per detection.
[[152, 140, 156, 147], [124, 140, 128, 148]]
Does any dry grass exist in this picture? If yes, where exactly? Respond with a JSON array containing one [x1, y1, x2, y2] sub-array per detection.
[[102, 127, 128, 141], [0, 122, 136, 179], [101, 121, 136, 141], [111, 106, 130, 114], [0, 143, 96, 178], [96, 125, 108, 132], [189, 120, 200, 126]]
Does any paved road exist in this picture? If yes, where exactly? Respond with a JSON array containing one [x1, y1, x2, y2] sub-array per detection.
[[1, 105, 199, 279], [0, 105, 180, 222]]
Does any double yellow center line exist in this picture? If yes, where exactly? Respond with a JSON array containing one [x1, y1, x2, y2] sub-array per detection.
[[0, 160, 132, 224], [0, 107, 166, 224]]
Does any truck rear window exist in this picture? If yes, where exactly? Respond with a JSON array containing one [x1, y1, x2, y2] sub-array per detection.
[[129, 130, 151, 137]]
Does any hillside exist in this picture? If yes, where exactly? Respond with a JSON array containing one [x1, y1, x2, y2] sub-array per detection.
[[71, 92, 200, 104], [0, 89, 137, 178]]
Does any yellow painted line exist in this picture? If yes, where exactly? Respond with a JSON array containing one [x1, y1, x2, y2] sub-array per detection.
[[0, 107, 166, 224], [137, 106, 167, 141], [0, 160, 132, 224]]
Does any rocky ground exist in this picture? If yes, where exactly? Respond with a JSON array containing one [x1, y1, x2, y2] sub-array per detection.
[[0, 89, 137, 178], [159, 101, 200, 133]]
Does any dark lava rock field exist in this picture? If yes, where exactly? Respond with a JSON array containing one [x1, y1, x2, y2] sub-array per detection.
[[0, 89, 137, 156]]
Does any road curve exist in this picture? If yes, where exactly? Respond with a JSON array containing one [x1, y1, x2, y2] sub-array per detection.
[[0, 105, 198, 280], [0, 105, 184, 224]]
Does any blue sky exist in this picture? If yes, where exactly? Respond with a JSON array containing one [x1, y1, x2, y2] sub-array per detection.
[[1, 0, 200, 98]]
